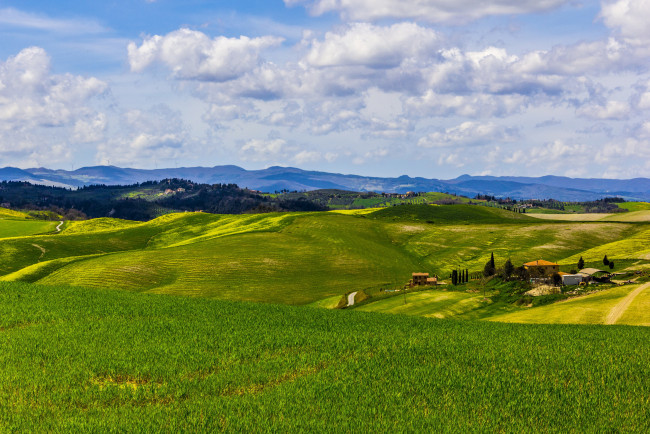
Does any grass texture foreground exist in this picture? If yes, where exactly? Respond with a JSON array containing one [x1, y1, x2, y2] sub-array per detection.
[[1, 282, 649, 432]]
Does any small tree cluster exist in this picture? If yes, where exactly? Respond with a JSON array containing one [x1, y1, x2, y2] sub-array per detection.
[[483, 252, 496, 277], [451, 268, 470, 285]]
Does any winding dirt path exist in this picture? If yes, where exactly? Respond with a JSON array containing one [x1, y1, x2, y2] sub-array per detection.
[[55, 221, 64, 232], [31, 244, 46, 261], [347, 292, 358, 307], [605, 282, 650, 325]]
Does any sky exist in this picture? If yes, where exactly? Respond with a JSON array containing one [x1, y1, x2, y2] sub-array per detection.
[[1, 0, 649, 179]]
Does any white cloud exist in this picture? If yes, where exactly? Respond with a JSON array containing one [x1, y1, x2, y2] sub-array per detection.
[[601, 0, 650, 46], [73, 113, 107, 143], [0, 47, 107, 130], [285, 0, 571, 24], [506, 140, 588, 166], [0, 47, 107, 166], [239, 138, 288, 162], [576, 100, 630, 120], [128, 28, 284, 82], [304, 22, 439, 68], [418, 122, 518, 148]]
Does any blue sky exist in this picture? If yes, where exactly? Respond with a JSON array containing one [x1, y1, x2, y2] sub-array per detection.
[[1, 0, 649, 179]]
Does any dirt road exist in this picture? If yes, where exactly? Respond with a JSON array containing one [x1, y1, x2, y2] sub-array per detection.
[[347, 292, 358, 307], [605, 282, 650, 325], [56, 221, 64, 232]]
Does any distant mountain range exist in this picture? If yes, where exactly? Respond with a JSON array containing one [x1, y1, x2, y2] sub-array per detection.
[[1, 165, 649, 201]]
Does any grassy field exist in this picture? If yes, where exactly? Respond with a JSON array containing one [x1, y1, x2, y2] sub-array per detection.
[[355, 289, 490, 318], [528, 210, 650, 222], [616, 201, 650, 211], [528, 213, 613, 221], [490, 285, 636, 325], [1, 281, 649, 431], [1, 205, 648, 307], [0, 219, 58, 238]]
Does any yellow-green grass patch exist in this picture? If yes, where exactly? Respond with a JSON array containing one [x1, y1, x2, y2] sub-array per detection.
[[528, 213, 612, 221], [599, 210, 650, 222], [616, 202, 650, 211], [616, 285, 650, 326], [560, 226, 650, 264], [489, 285, 636, 325], [355, 290, 488, 318], [0, 207, 30, 219], [63, 218, 143, 234]]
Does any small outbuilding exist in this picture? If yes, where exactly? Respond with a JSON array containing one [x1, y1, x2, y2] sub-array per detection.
[[561, 274, 584, 285]]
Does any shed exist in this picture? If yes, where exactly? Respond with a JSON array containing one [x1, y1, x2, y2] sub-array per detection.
[[562, 274, 583, 285]]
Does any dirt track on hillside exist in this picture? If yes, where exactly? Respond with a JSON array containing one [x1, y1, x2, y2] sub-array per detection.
[[605, 282, 650, 325]]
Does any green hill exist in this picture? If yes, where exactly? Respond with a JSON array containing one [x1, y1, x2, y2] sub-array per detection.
[[1, 281, 649, 431], [368, 204, 535, 224], [1, 205, 647, 306]]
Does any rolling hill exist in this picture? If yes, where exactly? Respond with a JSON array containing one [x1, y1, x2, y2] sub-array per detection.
[[1, 204, 648, 310]]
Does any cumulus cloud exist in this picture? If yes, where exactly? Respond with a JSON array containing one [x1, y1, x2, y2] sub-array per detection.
[[418, 122, 518, 148], [0, 47, 107, 130], [285, 0, 571, 24], [601, 0, 650, 46], [506, 140, 588, 166], [304, 22, 439, 68], [576, 100, 630, 120], [128, 28, 283, 82], [0, 47, 107, 165], [239, 138, 288, 162]]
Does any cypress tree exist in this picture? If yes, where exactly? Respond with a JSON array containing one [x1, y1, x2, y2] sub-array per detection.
[[578, 256, 585, 270], [603, 255, 609, 266], [490, 252, 495, 270]]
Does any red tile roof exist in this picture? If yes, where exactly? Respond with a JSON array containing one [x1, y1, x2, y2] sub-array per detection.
[[524, 260, 559, 266]]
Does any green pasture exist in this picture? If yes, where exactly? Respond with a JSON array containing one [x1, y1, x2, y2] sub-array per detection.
[[1, 282, 649, 431], [355, 289, 490, 318], [0, 219, 58, 238], [616, 201, 650, 211]]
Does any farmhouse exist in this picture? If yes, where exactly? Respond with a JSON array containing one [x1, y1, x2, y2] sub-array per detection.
[[410, 273, 437, 287], [524, 259, 560, 276]]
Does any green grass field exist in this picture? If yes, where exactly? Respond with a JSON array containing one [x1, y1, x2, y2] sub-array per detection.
[[355, 289, 490, 318], [1, 281, 649, 431], [0, 219, 58, 238], [616, 201, 650, 211]]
